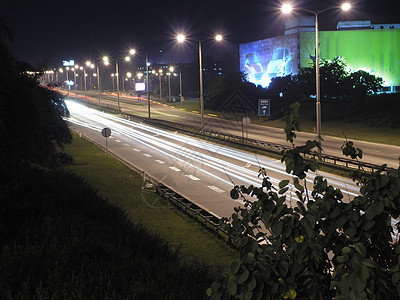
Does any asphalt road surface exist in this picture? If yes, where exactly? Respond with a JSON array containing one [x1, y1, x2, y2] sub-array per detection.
[[66, 99, 362, 220], [68, 90, 400, 170]]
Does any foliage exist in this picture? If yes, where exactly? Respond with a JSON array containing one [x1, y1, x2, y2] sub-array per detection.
[[0, 33, 71, 167], [205, 71, 267, 111], [292, 57, 383, 100], [207, 103, 400, 299], [346, 70, 383, 96]]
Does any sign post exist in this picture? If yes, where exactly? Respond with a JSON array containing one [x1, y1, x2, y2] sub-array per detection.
[[258, 99, 271, 121], [242, 117, 251, 139], [101, 127, 112, 157]]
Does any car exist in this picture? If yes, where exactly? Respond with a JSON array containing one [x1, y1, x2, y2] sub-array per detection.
[[266, 47, 293, 79], [244, 53, 264, 86]]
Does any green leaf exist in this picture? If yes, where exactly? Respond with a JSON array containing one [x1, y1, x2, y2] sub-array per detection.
[[247, 275, 257, 291], [360, 266, 369, 282], [361, 259, 376, 269], [351, 275, 367, 292], [280, 260, 289, 275], [228, 276, 237, 295], [342, 246, 352, 254], [272, 221, 284, 236], [279, 187, 289, 194], [345, 226, 357, 238], [230, 188, 239, 200], [237, 268, 250, 284], [361, 220, 375, 231], [230, 260, 241, 275], [279, 179, 290, 189], [354, 243, 366, 256], [335, 215, 347, 228]]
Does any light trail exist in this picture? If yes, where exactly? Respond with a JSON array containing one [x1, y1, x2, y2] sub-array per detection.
[[66, 100, 359, 201], [65, 99, 399, 238]]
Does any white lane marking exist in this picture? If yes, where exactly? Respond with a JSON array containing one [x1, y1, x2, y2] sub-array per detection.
[[133, 148, 141, 152], [244, 162, 251, 168], [115, 139, 121, 143], [169, 166, 181, 172], [155, 159, 166, 164], [186, 174, 200, 181], [207, 186, 225, 193], [143, 154, 152, 157], [123, 143, 130, 146]]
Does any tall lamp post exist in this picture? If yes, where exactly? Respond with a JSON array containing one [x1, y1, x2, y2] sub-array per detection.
[[177, 34, 223, 132], [103, 49, 135, 112], [159, 69, 163, 101], [281, 3, 351, 156]]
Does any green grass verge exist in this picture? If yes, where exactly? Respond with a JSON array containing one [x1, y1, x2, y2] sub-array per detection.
[[63, 132, 237, 269]]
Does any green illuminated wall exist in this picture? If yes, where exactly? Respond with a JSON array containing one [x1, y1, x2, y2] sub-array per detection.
[[300, 30, 400, 86]]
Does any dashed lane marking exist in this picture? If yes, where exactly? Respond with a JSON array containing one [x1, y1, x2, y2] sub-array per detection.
[[169, 167, 181, 172], [185, 174, 200, 181], [207, 186, 225, 193]]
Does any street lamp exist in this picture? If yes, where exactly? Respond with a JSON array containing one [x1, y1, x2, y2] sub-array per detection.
[[111, 73, 115, 91], [281, 3, 351, 155], [177, 34, 223, 132], [158, 69, 163, 101], [168, 66, 174, 101], [103, 49, 135, 112]]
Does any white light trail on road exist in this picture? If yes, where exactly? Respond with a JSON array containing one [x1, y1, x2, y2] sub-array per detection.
[[65, 99, 399, 238], [65, 100, 359, 200]]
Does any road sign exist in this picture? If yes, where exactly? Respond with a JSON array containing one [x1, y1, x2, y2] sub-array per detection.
[[101, 127, 111, 137], [242, 117, 251, 126], [258, 99, 270, 117], [102, 128, 112, 157]]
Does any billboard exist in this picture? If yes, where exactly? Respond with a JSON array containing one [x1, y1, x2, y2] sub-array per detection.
[[62, 60, 75, 67], [239, 33, 299, 88], [135, 82, 146, 92], [300, 30, 400, 86]]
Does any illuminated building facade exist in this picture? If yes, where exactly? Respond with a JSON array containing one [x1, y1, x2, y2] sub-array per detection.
[[239, 17, 400, 92]]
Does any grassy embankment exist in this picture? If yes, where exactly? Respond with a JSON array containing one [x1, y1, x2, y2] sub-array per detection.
[[162, 98, 400, 146], [64, 132, 237, 268]]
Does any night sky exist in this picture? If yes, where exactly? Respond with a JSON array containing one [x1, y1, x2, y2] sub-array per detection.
[[1, 0, 398, 68]]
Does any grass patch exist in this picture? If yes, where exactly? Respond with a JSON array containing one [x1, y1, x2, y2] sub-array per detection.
[[0, 162, 216, 299], [63, 132, 237, 269]]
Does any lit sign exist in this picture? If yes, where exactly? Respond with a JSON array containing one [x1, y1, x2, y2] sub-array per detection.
[[239, 34, 298, 88], [300, 30, 400, 86], [63, 60, 75, 66], [66, 80, 74, 86], [135, 82, 146, 91]]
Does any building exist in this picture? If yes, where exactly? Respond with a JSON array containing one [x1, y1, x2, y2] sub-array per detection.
[[239, 17, 400, 92]]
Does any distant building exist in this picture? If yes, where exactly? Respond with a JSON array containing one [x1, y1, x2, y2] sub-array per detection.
[[239, 16, 400, 93]]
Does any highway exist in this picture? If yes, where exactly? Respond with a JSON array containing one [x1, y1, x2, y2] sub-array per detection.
[[66, 99, 361, 219], [68, 90, 400, 169]]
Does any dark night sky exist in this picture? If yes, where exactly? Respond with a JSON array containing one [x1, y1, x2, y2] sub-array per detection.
[[1, 0, 399, 68]]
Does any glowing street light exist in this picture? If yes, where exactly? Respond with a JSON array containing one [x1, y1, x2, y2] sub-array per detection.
[[177, 34, 223, 132], [281, 3, 351, 156]]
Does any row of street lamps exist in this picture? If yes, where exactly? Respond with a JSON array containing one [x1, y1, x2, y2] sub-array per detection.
[[53, 3, 351, 149]]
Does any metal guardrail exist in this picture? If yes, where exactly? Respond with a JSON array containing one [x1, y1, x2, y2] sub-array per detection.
[[74, 129, 234, 244], [120, 112, 395, 174], [156, 184, 232, 243], [70, 94, 395, 174]]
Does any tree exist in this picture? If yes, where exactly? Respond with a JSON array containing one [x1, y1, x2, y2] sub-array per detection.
[[294, 57, 383, 100], [346, 70, 383, 96], [205, 72, 250, 110], [0, 26, 71, 167], [207, 103, 400, 299]]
